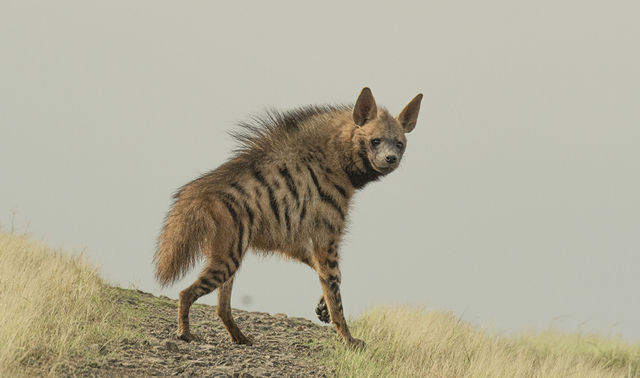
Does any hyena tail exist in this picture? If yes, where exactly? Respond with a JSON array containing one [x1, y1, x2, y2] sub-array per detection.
[[154, 201, 216, 287]]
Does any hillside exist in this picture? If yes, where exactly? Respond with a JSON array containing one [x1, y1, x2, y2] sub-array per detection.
[[2, 230, 640, 377], [80, 287, 336, 377]]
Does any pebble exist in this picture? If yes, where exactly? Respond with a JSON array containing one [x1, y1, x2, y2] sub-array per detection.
[[165, 341, 179, 352]]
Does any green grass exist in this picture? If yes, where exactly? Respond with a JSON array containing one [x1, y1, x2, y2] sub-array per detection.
[[324, 306, 640, 377], [0, 230, 140, 377]]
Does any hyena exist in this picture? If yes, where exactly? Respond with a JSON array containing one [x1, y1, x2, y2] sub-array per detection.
[[154, 87, 422, 349]]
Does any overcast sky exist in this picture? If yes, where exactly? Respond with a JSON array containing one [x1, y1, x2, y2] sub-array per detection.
[[2, 1, 639, 342]]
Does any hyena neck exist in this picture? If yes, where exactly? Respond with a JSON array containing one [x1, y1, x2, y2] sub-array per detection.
[[344, 143, 382, 190], [332, 126, 382, 190]]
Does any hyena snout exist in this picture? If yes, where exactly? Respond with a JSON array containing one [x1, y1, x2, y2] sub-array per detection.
[[371, 145, 402, 173]]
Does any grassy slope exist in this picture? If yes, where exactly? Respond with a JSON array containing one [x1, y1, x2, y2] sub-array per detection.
[[0, 231, 140, 377], [2, 230, 639, 377], [327, 306, 640, 377]]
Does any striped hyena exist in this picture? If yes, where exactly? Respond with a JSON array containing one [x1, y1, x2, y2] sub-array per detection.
[[154, 87, 422, 349]]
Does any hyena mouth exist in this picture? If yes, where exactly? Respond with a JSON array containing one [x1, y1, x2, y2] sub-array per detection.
[[372, 163, 395, 174]]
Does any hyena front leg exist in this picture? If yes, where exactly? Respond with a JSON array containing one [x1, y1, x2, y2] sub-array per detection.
[[313, 241, 365, 349], [217, 276, 253, 345], [315, 296, 331, 324], [282, 241, 331, 324]]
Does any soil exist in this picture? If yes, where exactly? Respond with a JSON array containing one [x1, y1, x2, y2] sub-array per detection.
[[50, 288, 338, 378]]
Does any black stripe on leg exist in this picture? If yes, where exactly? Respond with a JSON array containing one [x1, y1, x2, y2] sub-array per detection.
[[321, 218, 337, 234], [210, 270, 226, 282], [230, 249, 240, 270], [223, 261, 232, 277], [200, 276, 216, 289]]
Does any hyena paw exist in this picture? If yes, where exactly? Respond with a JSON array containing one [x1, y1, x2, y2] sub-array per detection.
[[177, 331, 201, 342], [230, 333, 254, 346], [315, 296, 331, 324], [346, 337, 366, 350]]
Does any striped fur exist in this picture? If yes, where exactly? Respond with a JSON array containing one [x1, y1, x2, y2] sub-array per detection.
[[154, 87, 422, 348]]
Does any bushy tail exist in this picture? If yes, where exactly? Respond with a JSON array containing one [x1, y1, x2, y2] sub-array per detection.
[[154, 201, 216, 287]]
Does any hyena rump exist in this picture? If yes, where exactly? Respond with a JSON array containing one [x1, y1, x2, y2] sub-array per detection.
[[154, 87, 422, 349]]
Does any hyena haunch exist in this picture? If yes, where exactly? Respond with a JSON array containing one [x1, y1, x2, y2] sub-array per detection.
[[154, 87, 422, 349]]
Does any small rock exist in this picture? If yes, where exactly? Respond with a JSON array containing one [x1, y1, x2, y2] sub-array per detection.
[[165, 341, 179, 352], [273, 313, 287, 319]]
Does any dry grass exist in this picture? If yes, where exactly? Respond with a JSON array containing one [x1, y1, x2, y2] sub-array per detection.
[[327, 306, 640, 378], [0, 230, 138, 377], [3, 229, 639, 377]]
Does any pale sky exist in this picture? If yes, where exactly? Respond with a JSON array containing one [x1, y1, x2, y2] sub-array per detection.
[[2, 1, 639, 342]]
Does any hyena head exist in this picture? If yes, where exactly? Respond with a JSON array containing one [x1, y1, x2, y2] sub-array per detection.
[[352, 87, 423, 175]]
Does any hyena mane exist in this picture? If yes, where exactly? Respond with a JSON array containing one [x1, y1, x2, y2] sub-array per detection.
[[154, 87, 422, 348]]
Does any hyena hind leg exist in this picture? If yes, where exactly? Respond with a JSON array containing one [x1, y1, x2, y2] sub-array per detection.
[[177, 263, 232, 342], [217, 276, 253, 345]]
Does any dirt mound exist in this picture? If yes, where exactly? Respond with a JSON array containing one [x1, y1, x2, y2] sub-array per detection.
[[57, 288, 337, 377]]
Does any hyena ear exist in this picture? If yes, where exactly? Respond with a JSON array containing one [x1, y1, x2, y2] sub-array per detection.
[[353, 87, 378, 126], [396, 93, 423, 133]]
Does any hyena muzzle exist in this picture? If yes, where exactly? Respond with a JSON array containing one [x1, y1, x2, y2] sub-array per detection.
[[154, 87, 422, 349]]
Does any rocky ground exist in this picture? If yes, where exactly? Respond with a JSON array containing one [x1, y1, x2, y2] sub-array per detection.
[[50, 288, 338, 378]]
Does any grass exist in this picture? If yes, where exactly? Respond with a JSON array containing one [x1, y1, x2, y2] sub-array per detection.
[[0, 230, 140, 377], [2, 229, 639, 377], [325, 306, 640, 377]]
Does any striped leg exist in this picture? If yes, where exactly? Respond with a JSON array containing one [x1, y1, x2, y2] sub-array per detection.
[[177, 210, 249, 342], [313, 240, 364, 349], [217, 276, 252, 345], [281, 241, 331, 324], [315, 296, 330, 324], [177, 262, 232, 342]]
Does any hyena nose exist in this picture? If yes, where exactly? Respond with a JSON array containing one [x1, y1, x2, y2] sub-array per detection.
[[385, 155, 398, 164]]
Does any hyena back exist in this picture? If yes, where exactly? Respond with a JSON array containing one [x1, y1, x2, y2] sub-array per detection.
[[154, 87, 422, 348]]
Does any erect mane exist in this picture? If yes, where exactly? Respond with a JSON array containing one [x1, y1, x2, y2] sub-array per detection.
[[230, 104, 351, 155]]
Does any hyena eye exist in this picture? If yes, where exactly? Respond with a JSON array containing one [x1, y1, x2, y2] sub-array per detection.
[[396, 142, 404, 150], [371, 139, 381, 147]]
